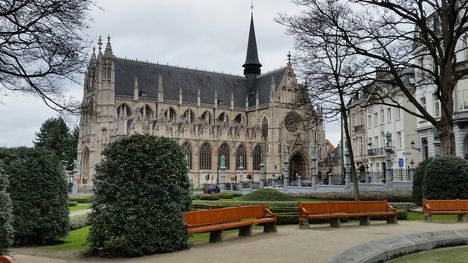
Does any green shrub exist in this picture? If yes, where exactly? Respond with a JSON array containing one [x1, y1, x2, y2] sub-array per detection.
[[423, 156, 468, 200], [291, 190, 412, 202], [239, 189, 295, 201], [69, 201, 78, 207], [412, 158, 433, 205], [199, 194, 220, 200], [0, 147, 69, 245], [216, 193, 234, 199], [69, 214, 88, 230], [88, 135, 191, 257], [232, 193, 243, 198], [69, 195, 93, 203], [0, 162, 13, 255]]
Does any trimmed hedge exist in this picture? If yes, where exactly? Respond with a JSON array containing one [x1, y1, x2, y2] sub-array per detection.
[[423, 156, 468, 200], [412, 158, 432, 205], [69, 195, 93, 203], [0, 147, 69, 245], [0, 162, 13, 255], [69, 201, 78, 207], [290, 190, 412, 202], [88, 135, 191, 257], [239, 189, 295, 201]]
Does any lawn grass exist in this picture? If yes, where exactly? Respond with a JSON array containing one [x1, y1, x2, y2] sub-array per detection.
[[40, 225, 268, 252], [69, 203, 90, 212], [388, 245, 468, 263], [41, 226, 90, 252], [407, 212, 458, 222]]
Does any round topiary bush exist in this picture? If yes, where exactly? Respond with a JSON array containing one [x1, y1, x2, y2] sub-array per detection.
[[0, 162, 14, 255], [88, 134, 191, 257], [412, 158, 433, 205], [239, 189, 295, 201], [0, 147, 69, 245], [422, 156, 468, 200]]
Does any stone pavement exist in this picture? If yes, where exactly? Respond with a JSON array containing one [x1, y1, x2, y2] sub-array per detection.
[[10, 221, 468, 263]]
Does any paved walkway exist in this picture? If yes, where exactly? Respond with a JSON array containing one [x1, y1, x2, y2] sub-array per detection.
[[10, 221, 468, 263]]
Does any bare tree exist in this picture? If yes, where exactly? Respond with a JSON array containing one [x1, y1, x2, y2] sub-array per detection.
[[0, 0, 95, 114], [279, 0, 373, 199], [286, 0, 468, 155]]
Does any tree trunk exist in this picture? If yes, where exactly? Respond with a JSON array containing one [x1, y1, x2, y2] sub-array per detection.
[[341, 109, 360, 200]]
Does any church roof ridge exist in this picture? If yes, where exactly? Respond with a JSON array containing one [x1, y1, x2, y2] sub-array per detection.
[[115, 56, 244, 79]]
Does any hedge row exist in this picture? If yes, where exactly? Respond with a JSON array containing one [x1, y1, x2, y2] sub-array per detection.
[[193, 193, 243, 200], [290, 190, 413, 202], [69, 195, 93, 203]]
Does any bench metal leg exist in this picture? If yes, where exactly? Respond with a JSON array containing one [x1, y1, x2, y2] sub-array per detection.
[[359, 216, 370, 226], [425, 215, 432, 223], [209, 230, 223, 242], [386, 215, 398, 224], [239, 226, 252, 237], [330, 218, 341, 228], [263, 222, 277, 233], [458, 214, 465, 222], [299, 218, 310, 229]]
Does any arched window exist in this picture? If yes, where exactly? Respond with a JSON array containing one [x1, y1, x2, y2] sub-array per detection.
[[139, 105, 153, 118], [262, 117, 268, 138], [252, 145, 263, 171], [201, 111, 212, 124], [164, 107, 176, 122], [181, 142, 192, 170], [218, 143, 230, 170], [117, 104, 132, 117], [234, 114, 244, 124], [182, 109, 195, 123], [218, 112, 228, 123], [199, 143, 211, 170], [236, 144, 247, 169]]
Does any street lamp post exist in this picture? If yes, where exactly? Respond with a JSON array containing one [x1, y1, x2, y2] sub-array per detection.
[[238, 155, 244, 192], [283, 149, 289, 190], [259, 153, 265, 189], [311, 144, 318, 189], [219, 154, 226, 192]]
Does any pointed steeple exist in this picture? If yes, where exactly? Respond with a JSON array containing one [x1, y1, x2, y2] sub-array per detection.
[[103, 35, 114, 58], [243, 13, 262, 76]]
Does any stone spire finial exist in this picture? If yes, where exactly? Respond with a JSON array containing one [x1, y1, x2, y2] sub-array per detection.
[[287, 51, 292, 66], [97, 36, 103, 54], [89, 47, 96, 66], [104, 35, 114, 58]]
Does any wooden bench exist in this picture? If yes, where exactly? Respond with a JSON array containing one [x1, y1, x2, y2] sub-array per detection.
[[0, 256, 15, 263], [423, 199, 468, 222], [184, 204, 277, 242], [298, 200, 397, 228]]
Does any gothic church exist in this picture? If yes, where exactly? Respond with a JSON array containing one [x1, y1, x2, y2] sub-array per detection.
[[77, 13, 327, 188]]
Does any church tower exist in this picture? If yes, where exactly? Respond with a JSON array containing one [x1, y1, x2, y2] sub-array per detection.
[[243, 12, 262, 106]]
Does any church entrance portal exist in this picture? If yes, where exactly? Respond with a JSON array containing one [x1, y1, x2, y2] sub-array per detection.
[[289, 153, 307, 184]]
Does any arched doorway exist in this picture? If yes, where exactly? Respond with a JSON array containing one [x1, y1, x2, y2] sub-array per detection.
[[289, 153, 307, 184], [81, 147, 90, 184]]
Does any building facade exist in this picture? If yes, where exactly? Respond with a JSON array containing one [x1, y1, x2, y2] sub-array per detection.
[[77, 14, 327, 188]]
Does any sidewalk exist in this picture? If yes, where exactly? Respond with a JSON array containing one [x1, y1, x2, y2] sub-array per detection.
[[11, 221, 468, 263]]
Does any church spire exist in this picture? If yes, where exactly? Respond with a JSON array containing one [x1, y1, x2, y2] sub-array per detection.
[[243, 12, 262, 76]]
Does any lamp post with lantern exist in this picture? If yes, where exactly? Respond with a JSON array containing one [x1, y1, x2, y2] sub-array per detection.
[[283, 148, 289, 190], [311, 144, 318, 189]]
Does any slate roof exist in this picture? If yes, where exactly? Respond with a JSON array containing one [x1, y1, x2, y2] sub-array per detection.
[[114, 58, 287, 108]]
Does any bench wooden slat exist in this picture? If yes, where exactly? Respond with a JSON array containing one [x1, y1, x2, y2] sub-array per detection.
[[423, 199, 468, 217]]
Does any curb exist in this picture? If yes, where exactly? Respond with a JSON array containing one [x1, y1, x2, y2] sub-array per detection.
[[326, 228, 468, 263]]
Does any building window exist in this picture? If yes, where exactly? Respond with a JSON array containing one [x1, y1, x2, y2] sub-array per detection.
[[218, 143, 230, 170], [374, 113, 378, 127], [199, 143, 211, 170], [285, 112, 301, 133], [117, 104, 132, 117], [262, 117, 268, 138], [374, 136, 379, 148], [236, 144, 247, 169], [165, 107, 176, 122], [183, 109, 195, 123], [181, 142, 192, 169], [252, 145, 263, 171], [459, 89, 468, 111], [397, 132, 402, 149], [380, 109, 385, 125], [433, 95, 441, 117], [387, 108, 392, 123], [420, 97, 427, 111], [395, 108, 401, 120], [368, 115, 372, 129]]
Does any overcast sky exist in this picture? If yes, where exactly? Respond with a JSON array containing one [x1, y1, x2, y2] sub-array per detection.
[[0, 0, 341, 148]]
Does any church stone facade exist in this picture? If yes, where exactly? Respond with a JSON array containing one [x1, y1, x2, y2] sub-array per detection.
[[77, 15, 327, 188]]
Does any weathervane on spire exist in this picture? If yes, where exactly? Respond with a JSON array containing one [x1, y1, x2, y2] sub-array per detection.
[[287, 51, 292, 65], [251, 0, 254, 13]]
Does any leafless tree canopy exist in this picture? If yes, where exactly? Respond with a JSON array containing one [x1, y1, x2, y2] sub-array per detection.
[[281, 0, 468, 155], [0, 0, 94, 113]]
